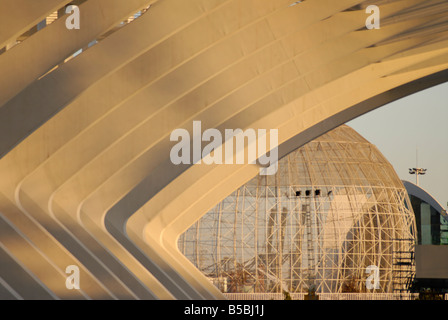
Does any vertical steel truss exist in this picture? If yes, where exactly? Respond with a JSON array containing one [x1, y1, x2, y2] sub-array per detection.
[[179, 126, 417, 294]]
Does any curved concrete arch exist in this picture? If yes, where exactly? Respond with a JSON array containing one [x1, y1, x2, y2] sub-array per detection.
[[1, 0, 239, 299], [10, 0, 302, 300], [0, 0, 447, 300], [2, 0, 309, 300], [126, 60, 448, 300], [142, 66, 448, 282], [403, 180, 448, 219], [120, 17, 448, 298], [16, 0, 368, 300]]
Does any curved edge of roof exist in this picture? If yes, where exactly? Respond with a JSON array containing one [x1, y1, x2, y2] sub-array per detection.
[[402, 180, 448, 222]]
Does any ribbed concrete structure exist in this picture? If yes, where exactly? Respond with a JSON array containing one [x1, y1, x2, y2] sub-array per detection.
[[0, 0, 447, 300]]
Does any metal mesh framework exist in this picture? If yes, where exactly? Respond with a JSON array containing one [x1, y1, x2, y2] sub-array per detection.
[[179, 125, 417, 294]]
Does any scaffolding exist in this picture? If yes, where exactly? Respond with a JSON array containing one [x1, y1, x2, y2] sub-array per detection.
[[392, 238, 416, 296], [178, 125, 417, 294]]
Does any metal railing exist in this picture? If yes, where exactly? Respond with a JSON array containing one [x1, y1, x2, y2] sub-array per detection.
[[224, 293, 423, 300]]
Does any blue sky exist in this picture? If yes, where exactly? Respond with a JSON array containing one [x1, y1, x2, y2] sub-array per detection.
[[347, 82, 448, 208]]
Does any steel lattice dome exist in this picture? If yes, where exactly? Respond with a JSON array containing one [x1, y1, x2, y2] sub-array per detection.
[[179, 125, 416, 294]]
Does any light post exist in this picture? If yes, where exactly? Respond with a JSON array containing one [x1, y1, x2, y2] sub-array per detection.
[[409, 167, 426, 186], [409, 148, 426, 186]]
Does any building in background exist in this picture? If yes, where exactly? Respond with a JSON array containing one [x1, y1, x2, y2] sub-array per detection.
[[179, 125, 417, 295], [403, 180, 448, 246], [403, 181, 448, 295]]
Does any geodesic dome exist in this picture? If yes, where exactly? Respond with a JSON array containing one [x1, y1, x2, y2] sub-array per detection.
[[178, 125, 416, 294]]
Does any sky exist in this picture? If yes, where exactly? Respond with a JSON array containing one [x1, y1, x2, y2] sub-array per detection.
[[347, 82, 448, 209]]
